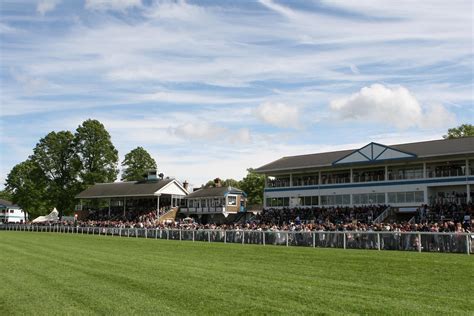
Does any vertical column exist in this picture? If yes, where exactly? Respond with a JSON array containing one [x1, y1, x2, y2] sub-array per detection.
[[156, 196, 160, 220], [350, 168, 353, 183], [423, 162, 427, 179], [289, 173, 293, 187], [466, 159, 471, 203], [123, 197, 126, 217], [384, 165, 388, 181]]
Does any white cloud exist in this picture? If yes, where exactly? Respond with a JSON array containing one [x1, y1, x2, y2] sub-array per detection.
[[232, 128, 252, 144], [85, 0, 142, 11], [37, 0, 61, 15], [255, 102, 300, 128], [170, 122, 227, 141], [349, 64, 360, 75], [330, 84, 456, 129]]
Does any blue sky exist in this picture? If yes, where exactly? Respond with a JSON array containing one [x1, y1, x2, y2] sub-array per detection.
[[0, 0, 473, 189]]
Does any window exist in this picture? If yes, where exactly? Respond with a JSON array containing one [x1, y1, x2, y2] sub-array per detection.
[[228, 196, 237, 206], [388, 164, 423, 180], [387, 191, 424, 204], [426, 160, 466, 178], [10, 210, 14, 213], [202, 199, 207, 208], [352, 193, 385, 205], [415, 191, 424, 203], [353, 167, 385, 183]]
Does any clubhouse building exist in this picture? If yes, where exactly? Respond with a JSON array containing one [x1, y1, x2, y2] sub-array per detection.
[[255, 137, 474, 208]]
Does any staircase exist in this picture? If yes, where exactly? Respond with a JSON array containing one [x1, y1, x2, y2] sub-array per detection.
[[158, 207, 179, 223]]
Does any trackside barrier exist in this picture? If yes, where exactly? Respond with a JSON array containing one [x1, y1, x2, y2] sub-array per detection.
[[0, 224, 472, 255]]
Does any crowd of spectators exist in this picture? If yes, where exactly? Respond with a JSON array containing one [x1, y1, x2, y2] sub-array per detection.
[[12, 203, 473, 233]]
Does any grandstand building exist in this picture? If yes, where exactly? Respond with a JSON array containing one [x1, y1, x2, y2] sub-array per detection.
[[255, 137, 474, 208], [75, 170, 189, 219]]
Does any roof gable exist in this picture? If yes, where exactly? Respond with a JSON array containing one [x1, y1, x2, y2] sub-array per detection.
[[333, 142, 416, 165]]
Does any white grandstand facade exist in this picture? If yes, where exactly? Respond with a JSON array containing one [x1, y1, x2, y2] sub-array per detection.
[[255, 137, 474, 208]]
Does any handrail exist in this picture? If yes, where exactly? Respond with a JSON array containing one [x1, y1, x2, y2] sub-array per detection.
[[373, 206, 391, 224]]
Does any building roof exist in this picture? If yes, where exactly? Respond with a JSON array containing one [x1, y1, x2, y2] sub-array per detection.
[[76, 179, 176, 199], [184, 186, 244, 199], [255, 137, 474, 173]]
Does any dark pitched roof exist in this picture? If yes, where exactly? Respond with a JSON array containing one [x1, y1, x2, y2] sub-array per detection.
[[0, 199, 14, 207], [75, 179, 175, 199], [255, 137, 474, 173], [184, 186, 244, 199]]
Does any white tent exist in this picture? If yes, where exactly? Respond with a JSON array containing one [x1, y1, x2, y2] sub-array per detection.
[[32, 208, 59, 223]]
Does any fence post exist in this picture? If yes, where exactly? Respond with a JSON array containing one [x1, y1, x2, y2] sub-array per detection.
[[145, 228, 148, 239], [467, 235, 470, 255], [208, 230, 211, 243], [313, 232, 316, 248], [224, 230, 226, 244], [418, 233, 422, 253], [286, 232, 289, 247], [179, 229, 182, 241], [242, 231, 245, 245], [167, 229, 169, 240], [377, 233, 381, 251], [192, 230, 195, 242], [343, 232, 346, 250]]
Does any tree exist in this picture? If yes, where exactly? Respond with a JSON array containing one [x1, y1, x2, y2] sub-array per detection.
[[5, 159, 52, 219], [443, 124, 474, 139], [74, 119, 119, 185], [0, 190, 13, 201], [32, 131, 79, 217], [239, 168, 265, 206], [121, 147, 157, 181], [204, 178, 240, 188]]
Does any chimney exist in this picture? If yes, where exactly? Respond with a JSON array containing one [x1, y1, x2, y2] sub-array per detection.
[[183, 180, 189, 191], [214, 178, 222, 187]]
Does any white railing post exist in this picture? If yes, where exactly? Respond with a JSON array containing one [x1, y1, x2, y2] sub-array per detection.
[[313, 232, 316, 248], [224, 230, 226, 244], [145, 228, 148, 239], [262, 231, 265, 246], [466, 235, 470, 255], [377, 233, 381, 251], [135, 228, 138, 238], [418, 233, 422, 253], [242, 231, 245, 245], [179, 229, 182, 241], [208, 230, 211, 243], [286, 232, 289, 247], [343, 232, 346, 249], [192, 230, 195, 242]]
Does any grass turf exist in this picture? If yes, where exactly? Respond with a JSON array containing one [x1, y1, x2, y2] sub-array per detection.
[[0, 232, 472, 315]]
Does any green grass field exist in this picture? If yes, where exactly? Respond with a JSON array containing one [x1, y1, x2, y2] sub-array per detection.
[[0, 232, 472, 315]]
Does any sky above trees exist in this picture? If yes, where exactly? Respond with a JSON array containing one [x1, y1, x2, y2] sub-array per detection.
[[1, 0, 473, 188]]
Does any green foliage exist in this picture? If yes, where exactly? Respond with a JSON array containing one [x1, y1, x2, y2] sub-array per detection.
[[443, 123, 474, 139], [121, 147, 157, 181], [4, 159, 52, 218], [0, 190, 13, 201], [31, 131, 79, 216], [239, 168, 265, 206], [1, 233, 472, 314], [74, 119, 119, 185], [204, 178, 240, 188]]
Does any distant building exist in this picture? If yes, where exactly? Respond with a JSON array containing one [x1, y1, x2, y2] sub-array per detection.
[[0, 199, 28, 223], [180, 178, 247, 223], [255, 137, 474, 208]]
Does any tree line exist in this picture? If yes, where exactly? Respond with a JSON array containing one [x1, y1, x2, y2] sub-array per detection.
[[4, 119, 157, 219]]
